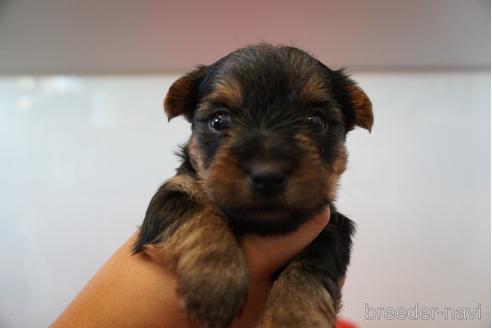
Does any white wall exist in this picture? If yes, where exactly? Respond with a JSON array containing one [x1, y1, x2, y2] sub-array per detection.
[[0, 71, 489, 327], [0, 0, 489, 74]]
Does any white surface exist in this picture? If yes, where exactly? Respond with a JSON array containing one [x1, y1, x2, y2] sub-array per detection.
[[0, 72, 489, 327]]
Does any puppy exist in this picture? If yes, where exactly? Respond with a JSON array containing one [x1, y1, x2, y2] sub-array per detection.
[[133, 43, 373, 328]]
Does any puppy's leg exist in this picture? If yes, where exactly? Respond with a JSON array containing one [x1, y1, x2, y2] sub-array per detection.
[[165, 207, 249, 328], [134, 176, 248, 328], [257, 211, 355, 328], [257, 260, 337, 328]]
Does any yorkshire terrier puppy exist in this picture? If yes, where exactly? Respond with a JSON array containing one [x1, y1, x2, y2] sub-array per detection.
[[133, 43, 373, 328]]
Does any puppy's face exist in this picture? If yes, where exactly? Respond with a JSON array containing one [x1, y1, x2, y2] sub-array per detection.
[[165, 45, 373, 234]]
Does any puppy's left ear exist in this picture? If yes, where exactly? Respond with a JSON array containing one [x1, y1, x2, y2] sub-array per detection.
[[331, 69, 374, 132], [164, 65, 207, 121]]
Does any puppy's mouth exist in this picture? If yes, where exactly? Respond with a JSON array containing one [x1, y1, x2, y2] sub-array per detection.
[[206, 156, 330, 235], [220, 202, 320, 235]]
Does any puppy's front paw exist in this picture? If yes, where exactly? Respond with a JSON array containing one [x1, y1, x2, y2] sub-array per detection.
[[257, 262, 337, 328], [176, 248, 248, 328], [155, 207, 249, 328]]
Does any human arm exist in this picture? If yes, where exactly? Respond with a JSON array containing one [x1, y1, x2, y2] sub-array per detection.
[[51, 208, 330, 328]]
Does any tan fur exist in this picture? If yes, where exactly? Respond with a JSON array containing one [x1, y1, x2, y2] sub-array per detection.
[[188, 136, 207, 180], [257, 261, 337, 328], [202, 77, 242, 110], [298, 74, 332, 105], [325, 145, 348, 201], [284, 134, 329, 209], [346, 83, 374, 131], [164, 70, 201, 121], [145, 180, 249, 326], [206, 142, 253, 208], [165, 175, 207, 205]]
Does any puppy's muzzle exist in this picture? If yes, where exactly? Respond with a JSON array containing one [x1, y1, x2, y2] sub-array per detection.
[[232, 131, 300, 195]]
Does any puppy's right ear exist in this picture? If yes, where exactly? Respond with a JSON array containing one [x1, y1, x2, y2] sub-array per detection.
[[164, 65, 207, 121]]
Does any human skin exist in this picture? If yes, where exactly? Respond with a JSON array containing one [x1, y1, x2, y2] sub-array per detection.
[[51, 208, 332, 328]]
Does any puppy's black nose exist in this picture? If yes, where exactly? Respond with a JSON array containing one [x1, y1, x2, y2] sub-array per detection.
[[247, 163, 288, 192]]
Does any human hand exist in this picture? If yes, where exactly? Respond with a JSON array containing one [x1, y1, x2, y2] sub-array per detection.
[[51, 208, 333, 328], [232, 207, 331, 327]]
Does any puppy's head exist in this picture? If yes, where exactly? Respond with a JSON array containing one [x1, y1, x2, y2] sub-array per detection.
[[165, 44, 373, 234]]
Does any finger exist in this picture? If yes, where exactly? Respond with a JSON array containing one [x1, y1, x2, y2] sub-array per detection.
[[241, 207, 330, 282]]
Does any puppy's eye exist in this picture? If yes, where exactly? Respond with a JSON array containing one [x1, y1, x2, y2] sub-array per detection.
[[305, 115, 327, 132], [209, 112, 231, 132]]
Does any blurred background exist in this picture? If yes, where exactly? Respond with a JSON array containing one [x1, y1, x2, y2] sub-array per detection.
[[0, 0, 490, 327]]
